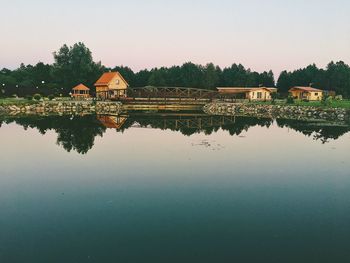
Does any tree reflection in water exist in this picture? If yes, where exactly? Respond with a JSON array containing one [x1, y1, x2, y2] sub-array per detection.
[[1, 112, 349, 154], [276, 119, 350, 144], [1, 115, 106, 154]]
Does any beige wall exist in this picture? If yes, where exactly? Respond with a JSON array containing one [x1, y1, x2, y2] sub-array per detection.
[[290, 90, 322, 101], [247, 89, 272, 101], [107, 75, 128, 98], [107, 74, 128, 90]]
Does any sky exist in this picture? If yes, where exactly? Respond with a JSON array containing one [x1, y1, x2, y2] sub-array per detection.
[[0, 0, 349, 76]]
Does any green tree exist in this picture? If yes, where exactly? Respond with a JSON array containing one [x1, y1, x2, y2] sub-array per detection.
[[148, 68, 167, 86], [326, 61, 350, 97], [52, 42, 103, 94], [111, 65, 135, 86], [202, 63, 219, 89]]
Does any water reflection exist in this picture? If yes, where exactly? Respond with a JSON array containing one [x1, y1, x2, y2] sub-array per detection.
[[0, 115, 106, 154], [1, 112, 349, 154], [276, 119, 350, 144]]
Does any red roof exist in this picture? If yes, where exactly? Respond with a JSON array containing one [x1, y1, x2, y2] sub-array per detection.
[[94, 72, 129, 86], [289, 86, 323, 92], [72, 84, 90, 91]]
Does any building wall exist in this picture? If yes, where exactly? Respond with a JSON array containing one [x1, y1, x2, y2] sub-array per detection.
[[107, 74, 128, 99], [290, 90, 322, 101], [308, 91, 322, 101], [247, 89, 272, 101], [107, 74, 128, 90]]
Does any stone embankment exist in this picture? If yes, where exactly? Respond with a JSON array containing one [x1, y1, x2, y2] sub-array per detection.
[[203, 103, 350, 122], [0, 101, 122, 116]]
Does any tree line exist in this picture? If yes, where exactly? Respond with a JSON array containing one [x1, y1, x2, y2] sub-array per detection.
[[0, 42, 349, 98], [277, 62, 350, 97]]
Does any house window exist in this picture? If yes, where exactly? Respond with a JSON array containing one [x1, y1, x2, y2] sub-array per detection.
[[314, 93, 318, 96], [257, 92, 262, 99], [116, 79, 120, 85]]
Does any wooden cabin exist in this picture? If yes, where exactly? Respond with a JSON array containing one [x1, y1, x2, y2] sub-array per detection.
[[289, 87, 323, 101], [216, 87, 277, 101], [72, 84, 90, 99], [94, 72, 129, 100]]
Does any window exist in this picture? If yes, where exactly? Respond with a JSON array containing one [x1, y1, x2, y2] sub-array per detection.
[[314, 93, 318, 96], [116, 79, 120, 85], [257, 92, 262, 99]]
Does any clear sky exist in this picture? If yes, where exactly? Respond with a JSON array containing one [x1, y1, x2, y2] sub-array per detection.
[[0, 0, 349, 75]]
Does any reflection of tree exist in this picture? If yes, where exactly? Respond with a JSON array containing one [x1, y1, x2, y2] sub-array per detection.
[[1, 115, 106, 154], [114, 114, 228, 136], [1, 114, 349, 154], [277, 119, 350, 143], [55, 116, 106, 154], [108, 114, 274, 137], [221, 117, 273, 136]]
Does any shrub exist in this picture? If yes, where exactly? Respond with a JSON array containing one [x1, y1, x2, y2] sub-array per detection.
[[25, 95, 33, 100], [286, 96, 294, 104], [335, 95, 343, 101], [271, 92, 278, 104], [48, 94, 55, 100], [321, 96, 333, 107], [33, 93, 41, 101]]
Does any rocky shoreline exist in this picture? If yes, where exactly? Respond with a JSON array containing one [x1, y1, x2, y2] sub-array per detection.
[[0, 101, 122, 116], [203, 102, 350, 123], [2, 101, 350, 124]]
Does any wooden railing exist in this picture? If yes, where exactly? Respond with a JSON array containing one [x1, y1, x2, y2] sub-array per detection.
[[124, 87, 218, 99]]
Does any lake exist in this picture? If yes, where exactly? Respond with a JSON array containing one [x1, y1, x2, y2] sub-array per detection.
[[0, 112, 350, 262]]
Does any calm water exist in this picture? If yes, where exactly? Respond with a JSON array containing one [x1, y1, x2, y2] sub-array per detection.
[[0, 113, 350, 262]]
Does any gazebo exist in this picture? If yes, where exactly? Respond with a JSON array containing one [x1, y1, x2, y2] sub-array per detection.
[[72, 84, 90, 99]]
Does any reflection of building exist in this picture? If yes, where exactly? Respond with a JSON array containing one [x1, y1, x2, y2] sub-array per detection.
[[72, 84, 90, 99], [94, 72, 129, 100], [217, 87, 277, 101], [289, 87, 323, 101], [97, 115, 128, 129]]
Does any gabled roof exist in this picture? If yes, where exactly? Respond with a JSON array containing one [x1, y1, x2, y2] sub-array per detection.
[[217, 87, 277, 93], [289, 86, 323, 92], [72, 84, 90, 91], [94, 72, 129, 86]]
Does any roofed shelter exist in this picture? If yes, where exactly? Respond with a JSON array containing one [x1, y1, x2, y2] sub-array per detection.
[[289, 87, 323, 101], [72, 84, 90, 99], [217, 87, 277, 101], [94, 72, 129, 100]]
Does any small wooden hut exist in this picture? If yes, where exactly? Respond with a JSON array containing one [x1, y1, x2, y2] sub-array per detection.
[[72, 84, 90, 99]]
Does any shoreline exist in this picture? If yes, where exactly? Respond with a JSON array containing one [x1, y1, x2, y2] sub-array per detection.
[[203, 102, 350, 123], [1, 100, 350, 125]]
